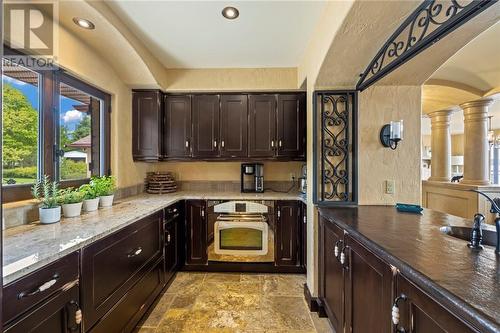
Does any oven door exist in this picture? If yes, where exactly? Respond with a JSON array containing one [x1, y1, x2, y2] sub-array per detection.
[[214, 221, 268, 255]]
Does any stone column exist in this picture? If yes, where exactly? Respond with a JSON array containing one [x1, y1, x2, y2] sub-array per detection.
[[428, 109, 454, 182], [460, 98, 495, 185]]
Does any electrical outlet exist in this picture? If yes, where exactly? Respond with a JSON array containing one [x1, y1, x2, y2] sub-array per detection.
[[385, 180, 395, 194]]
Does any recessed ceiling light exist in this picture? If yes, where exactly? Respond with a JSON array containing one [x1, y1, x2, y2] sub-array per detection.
[[222, 6, 239, 20], [73, 17, 95, 30]]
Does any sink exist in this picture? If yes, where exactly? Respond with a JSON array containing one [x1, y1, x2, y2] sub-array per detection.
[[440, 226, 497, 247]]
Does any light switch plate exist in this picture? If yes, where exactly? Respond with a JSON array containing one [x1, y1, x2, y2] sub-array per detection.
[[385, 180, 395, 194]]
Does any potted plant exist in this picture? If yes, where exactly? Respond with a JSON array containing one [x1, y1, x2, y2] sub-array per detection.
[[79, 183, 100, 212], [31, 175, 61, 224], [94, 175, 116, 207], [58, 188, 84, 218]]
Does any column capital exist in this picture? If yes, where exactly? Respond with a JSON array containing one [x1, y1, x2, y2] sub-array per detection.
[[459, 98, 495, 110], [427, 108, 458, 118]]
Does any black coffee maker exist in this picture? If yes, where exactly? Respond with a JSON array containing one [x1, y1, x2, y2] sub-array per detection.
[[241, 163, 264, 193]]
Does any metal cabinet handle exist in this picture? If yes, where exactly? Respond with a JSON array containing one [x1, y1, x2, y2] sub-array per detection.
[[392, 294, 408, 332], [67, 300, 82, 332], [271, 140, 275, 148], [221, 140, 225, 148], [279, 140, 282, 147], [303, 215, 307, 224], [340, 250, 346, 265], [201, 209, 205, 218], [214, 140, 217, 148], [166, 232, 171, 243], [18, 274, 59, 299], [185, 140, 189, 148], [334, 240, 342, 258], [127, 247, 143, 258]]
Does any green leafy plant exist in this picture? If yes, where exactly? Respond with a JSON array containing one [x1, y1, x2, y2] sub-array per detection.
[[79, 183, 99, 200], [58, 187, 84, 205], [31, 175, 60, 209], [92, 175, 116, 196]]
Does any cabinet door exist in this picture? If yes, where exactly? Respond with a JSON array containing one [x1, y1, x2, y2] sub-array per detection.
[[164, 95, 191, 158], [220, 95, 248, 158], [192, 95, 220, 158], [185, 200, 208, 265], [164, 219, 178, 282], [275, 201, 300, 266], [276, 94, 306, 158], [319, 217, 345, 333], [5, 285, 80, 333], [344, 234, 393, 333], [132, 90, 162, 161], [395, 274, 478, 333], [301, 202, 307, 269], [248, 95, 276, 157]]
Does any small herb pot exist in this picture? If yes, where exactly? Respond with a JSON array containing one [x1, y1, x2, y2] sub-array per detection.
[[39, 206, 61, 224], [62, 202, 83, 218], [99, 194, 114, 208], [83, 198, 100, 212]]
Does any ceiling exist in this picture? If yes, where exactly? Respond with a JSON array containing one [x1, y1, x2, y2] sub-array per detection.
[[107, 1, 326, 69]]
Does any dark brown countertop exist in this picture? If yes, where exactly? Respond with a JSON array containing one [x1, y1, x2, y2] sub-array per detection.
[[318, 206, 500, 333]]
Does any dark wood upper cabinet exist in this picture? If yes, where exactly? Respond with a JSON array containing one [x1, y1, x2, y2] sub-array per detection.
[[248, 94, 277, 158], [275, 200, 300, 267], [164, 95, 192, 158], [185, 200, 208, 265], [220, 95, 248, 158], [277, 94, 306, 158], [192, 95, 220, 158], [396, 274, 478, 333], [132, 90, 162, 161], [319, 217, 345, 332], [344, 234, 393, 333]]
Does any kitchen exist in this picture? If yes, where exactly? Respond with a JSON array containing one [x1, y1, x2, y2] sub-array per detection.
[[1, 1, 500, 333]]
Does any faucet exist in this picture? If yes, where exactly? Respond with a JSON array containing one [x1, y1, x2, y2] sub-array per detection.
[[470, 190, 500, 254], [468, 213, 484, 250]]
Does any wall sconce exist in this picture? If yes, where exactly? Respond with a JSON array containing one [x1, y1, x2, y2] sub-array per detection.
[[380, 120, 403, 150]]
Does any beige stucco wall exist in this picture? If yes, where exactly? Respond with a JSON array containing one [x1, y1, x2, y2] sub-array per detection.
[[56, 22, 152, 189], [164, 68, 298, 91], [155, 162, 303, 181], [358, 85, 422, 205]]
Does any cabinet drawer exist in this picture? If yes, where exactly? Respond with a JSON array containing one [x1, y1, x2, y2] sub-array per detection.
[[81, 212, 162, 330], [3, 252, 79, 325], [89, 259, 165, 333]]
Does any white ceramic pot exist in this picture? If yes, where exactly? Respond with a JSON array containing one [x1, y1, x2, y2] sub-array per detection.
[[99, 194, 114, 207], [83, 198, 100, 212], [62, 202, 83, 218], [39, 207, 61, 224]]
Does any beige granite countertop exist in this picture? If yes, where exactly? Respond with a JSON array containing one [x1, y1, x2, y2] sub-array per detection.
[[3, 191, 305, 285]]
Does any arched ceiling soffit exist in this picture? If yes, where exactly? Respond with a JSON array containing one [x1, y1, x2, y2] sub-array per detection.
[[314, 1, 420, 89], [57, 0, 160, 88], [422, 84, 481, 114], [376, 2, 500, 86]]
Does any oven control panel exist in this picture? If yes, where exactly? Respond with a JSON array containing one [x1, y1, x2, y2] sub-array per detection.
[[213, 201, 268, 214]]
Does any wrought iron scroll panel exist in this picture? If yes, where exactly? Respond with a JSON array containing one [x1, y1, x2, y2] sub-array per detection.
[[313, 91, 357, 206], [356, 0, 497, 91]]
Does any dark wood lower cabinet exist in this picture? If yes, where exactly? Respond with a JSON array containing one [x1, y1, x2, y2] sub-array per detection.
[[275, 201, 300, 267], [185, 200, 208, 265], [344, 234, 393, 333], [4, 284, 80, 333], [396, 274, 478, 333], [300, 202, 307, 270], [319, 216, 345, 332]]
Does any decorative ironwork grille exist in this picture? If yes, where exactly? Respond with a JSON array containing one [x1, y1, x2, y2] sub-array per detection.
[[313, 91, 357, 205], [356, 0, 496, 91]]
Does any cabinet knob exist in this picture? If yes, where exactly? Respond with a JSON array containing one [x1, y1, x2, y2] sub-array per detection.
[[392, 294, 408, 331], [221, 140, 225, 148]]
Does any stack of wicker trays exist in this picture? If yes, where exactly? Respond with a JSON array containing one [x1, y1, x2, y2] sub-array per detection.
[[146, 172, 177, 194]]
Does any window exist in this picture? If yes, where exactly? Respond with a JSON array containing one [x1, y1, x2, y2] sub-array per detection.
[[1, 53, 111, 202]]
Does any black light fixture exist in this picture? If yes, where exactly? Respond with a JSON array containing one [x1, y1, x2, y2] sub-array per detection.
[[73, 17, 95, 30], [222, 6, 239, 20], [380, 120, 403, 150]]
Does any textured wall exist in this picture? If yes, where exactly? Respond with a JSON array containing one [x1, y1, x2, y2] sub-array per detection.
[[358, 85, 422, 205], [155, 162, 303, 181], [165, 68, 298, 91]]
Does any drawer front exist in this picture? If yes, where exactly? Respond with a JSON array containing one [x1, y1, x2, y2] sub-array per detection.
[[3, 252, 79, 325], [89, 259, 165, 333], [5, 284, 80, 333], [82, 212, 162, 330]]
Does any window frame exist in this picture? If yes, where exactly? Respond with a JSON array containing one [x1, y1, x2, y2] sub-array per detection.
[[2, 48, 111, 203]]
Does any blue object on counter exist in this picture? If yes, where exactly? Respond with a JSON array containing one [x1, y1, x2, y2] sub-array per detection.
[[396, 203, 423, 214]]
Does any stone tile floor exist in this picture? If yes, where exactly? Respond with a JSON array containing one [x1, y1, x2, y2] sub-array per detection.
[[136, 272, 333, 333]]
